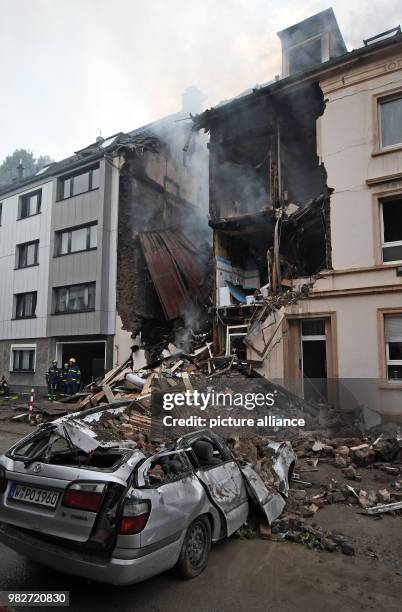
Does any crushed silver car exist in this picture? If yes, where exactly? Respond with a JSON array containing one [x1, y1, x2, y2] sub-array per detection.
[[0, 404, 296, 585]]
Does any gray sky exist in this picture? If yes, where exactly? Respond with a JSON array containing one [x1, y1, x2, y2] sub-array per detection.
[[1, 0, 401, 162]]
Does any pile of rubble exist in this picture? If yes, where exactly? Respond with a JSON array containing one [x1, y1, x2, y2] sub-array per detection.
[[272, 434, 402, 556], [225, 430, 402, 556], [86, 400, 402, 559]]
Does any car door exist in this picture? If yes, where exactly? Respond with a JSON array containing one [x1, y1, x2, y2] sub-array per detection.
[[240, 464, 286, 524], [264, 440, 296, 496], [176, 431, 249, 536], [134, 449, 208, 548]]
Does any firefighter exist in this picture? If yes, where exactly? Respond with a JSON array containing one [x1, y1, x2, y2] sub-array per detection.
[[46, 360, 60, 400], [0, 376, 10, 397], [60, 362, 69, 396], [66, 358, 81, 395]]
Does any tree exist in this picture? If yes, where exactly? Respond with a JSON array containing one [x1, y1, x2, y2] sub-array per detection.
[[0, 149, 53, 187]]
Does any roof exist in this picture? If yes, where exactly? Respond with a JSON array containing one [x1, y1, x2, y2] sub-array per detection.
[[0, 111, 185, 199], [194, 27, 402, 131]]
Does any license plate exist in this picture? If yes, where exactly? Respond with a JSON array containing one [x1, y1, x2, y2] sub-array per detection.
[[9, 484, 60, 508]]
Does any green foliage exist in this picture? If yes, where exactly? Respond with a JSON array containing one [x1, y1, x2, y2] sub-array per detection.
[[0, 149, 53, 187]]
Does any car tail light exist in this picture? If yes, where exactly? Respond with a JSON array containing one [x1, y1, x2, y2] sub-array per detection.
[[0, 468, 7, 494], [119, 499, 150, 535], [62, 482, 105, 512]]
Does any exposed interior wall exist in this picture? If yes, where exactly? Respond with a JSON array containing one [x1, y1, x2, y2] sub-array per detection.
[[116, 124, 211, 357], [208, 81, 330, 354], [113, 314, 135, 366]]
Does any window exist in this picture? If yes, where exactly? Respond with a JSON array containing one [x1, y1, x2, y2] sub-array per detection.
[[301, 319, 326, 337], [381, 197, 402, 263], [18, 190, 42, 219], [56, 224, 97, 256], [14, 292, 37, 319], [11, 346, 36, 372], [379, 95, 402, 149], [16, 240, 39, 268], [385, 315, 402, 381], [143, 452, 192, 486], [287, 35, 326, 75], [226, 324, 248, 359], [54, 282, 95, 313], [58, 165, 100, 200]]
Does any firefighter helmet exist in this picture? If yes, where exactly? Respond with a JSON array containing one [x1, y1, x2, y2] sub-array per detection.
[[69, 357, 76, 363]]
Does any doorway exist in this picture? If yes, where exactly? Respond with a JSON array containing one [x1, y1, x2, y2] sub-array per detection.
[[56, 342, 106, 387], [301, 319, 327, 402]]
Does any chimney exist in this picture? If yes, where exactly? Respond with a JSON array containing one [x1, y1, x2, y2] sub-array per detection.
[[181, 86, 206, 115], [17, 159, 25, 181], [277, 8, 347, 78]]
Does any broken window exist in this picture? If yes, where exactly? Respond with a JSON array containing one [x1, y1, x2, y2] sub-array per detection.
[[190, 438, 227, 468], [143, 451, 193, 486], [381, 196, 402, 263], [226, 325, 248, 358], [385, 315, 402, 381], [379, 95, 402, 149]]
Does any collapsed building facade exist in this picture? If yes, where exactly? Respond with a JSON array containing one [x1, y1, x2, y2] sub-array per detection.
[[116, 112, 211, 361], [195, 9, 402, 421]]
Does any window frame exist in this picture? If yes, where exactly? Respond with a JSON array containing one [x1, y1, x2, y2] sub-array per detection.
[[10, 344, 37, 373], [54, 223, 97, 257], [18, 189, 42, 220], [383, 313, 402, 383], [0, 202, 2, 225], [379, 196, 402, 264], [378, 309, 402, 387], [136, 450, 194, 488], [385, 340, 402, 383], [226, 324, 248, 357], [14, 291, 37, 319], [57, 165, 100, 201], [16, 240, 39, 269], [283, 32, 329, 77], [373, 88, 402, 156], [378, 93, 402, 151], [53, 282, 96, 315]]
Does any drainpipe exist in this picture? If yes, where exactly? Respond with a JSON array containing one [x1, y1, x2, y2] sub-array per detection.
[[277, 123, 282, 207], [274, 123, 282, 292]]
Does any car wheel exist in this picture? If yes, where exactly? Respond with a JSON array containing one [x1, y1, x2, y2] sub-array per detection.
[[176, 515, 211, 579]]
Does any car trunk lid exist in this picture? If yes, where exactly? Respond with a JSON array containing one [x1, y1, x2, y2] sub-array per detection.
[[0, 414, 145, 543]]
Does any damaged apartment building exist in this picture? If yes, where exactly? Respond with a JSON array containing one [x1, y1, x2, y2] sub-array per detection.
[[0, 88, 210, 393], [195, 9, 402, 421]]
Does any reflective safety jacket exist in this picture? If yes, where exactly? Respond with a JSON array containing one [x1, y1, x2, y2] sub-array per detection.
[[66, 364, 81, 382], [46, 366, 61, 385]]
